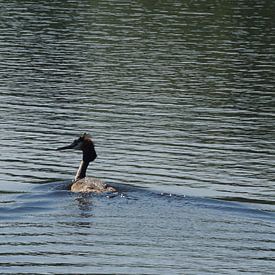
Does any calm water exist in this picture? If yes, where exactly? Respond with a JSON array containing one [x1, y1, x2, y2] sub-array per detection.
[[0, 0, 275, 274]]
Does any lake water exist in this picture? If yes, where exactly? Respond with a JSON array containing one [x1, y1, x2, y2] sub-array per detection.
[[0, 0, 274, 274]]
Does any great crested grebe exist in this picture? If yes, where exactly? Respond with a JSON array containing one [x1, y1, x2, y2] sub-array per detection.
[[57, 133, 116, 193]]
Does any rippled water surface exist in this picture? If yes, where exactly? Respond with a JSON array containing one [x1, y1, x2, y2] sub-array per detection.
[[0, 0, 275, 274]]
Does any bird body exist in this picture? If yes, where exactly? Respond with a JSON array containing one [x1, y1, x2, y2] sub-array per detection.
[[57, 133, 116, 193], [70, 177, 116, 193]]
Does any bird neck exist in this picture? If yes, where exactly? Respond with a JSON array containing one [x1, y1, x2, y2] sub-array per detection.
[[74, 160, 90, 181], [82, 142, 97, 163], [74, 143, 97, 181]]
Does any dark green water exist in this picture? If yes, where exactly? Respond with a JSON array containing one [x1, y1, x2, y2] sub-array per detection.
[[0, 1, 274, 274]]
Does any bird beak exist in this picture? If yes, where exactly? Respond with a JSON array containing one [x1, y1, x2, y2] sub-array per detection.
[[56, 140, 77, 151]]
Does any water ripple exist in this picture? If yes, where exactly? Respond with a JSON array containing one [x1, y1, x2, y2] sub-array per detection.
[[0, 0, 275, 273]]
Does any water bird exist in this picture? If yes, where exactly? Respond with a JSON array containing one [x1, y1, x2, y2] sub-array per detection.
[[57, 133, 116, 193]]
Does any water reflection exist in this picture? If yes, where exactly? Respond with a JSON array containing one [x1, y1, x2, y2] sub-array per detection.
[[0, 0, 274, 204], [74, 193, 94, 214], [0, 1, 274, 272]]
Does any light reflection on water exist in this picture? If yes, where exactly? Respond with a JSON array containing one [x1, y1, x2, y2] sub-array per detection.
[[0, 186, 274, 274], [0, 0, 274, 273]]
